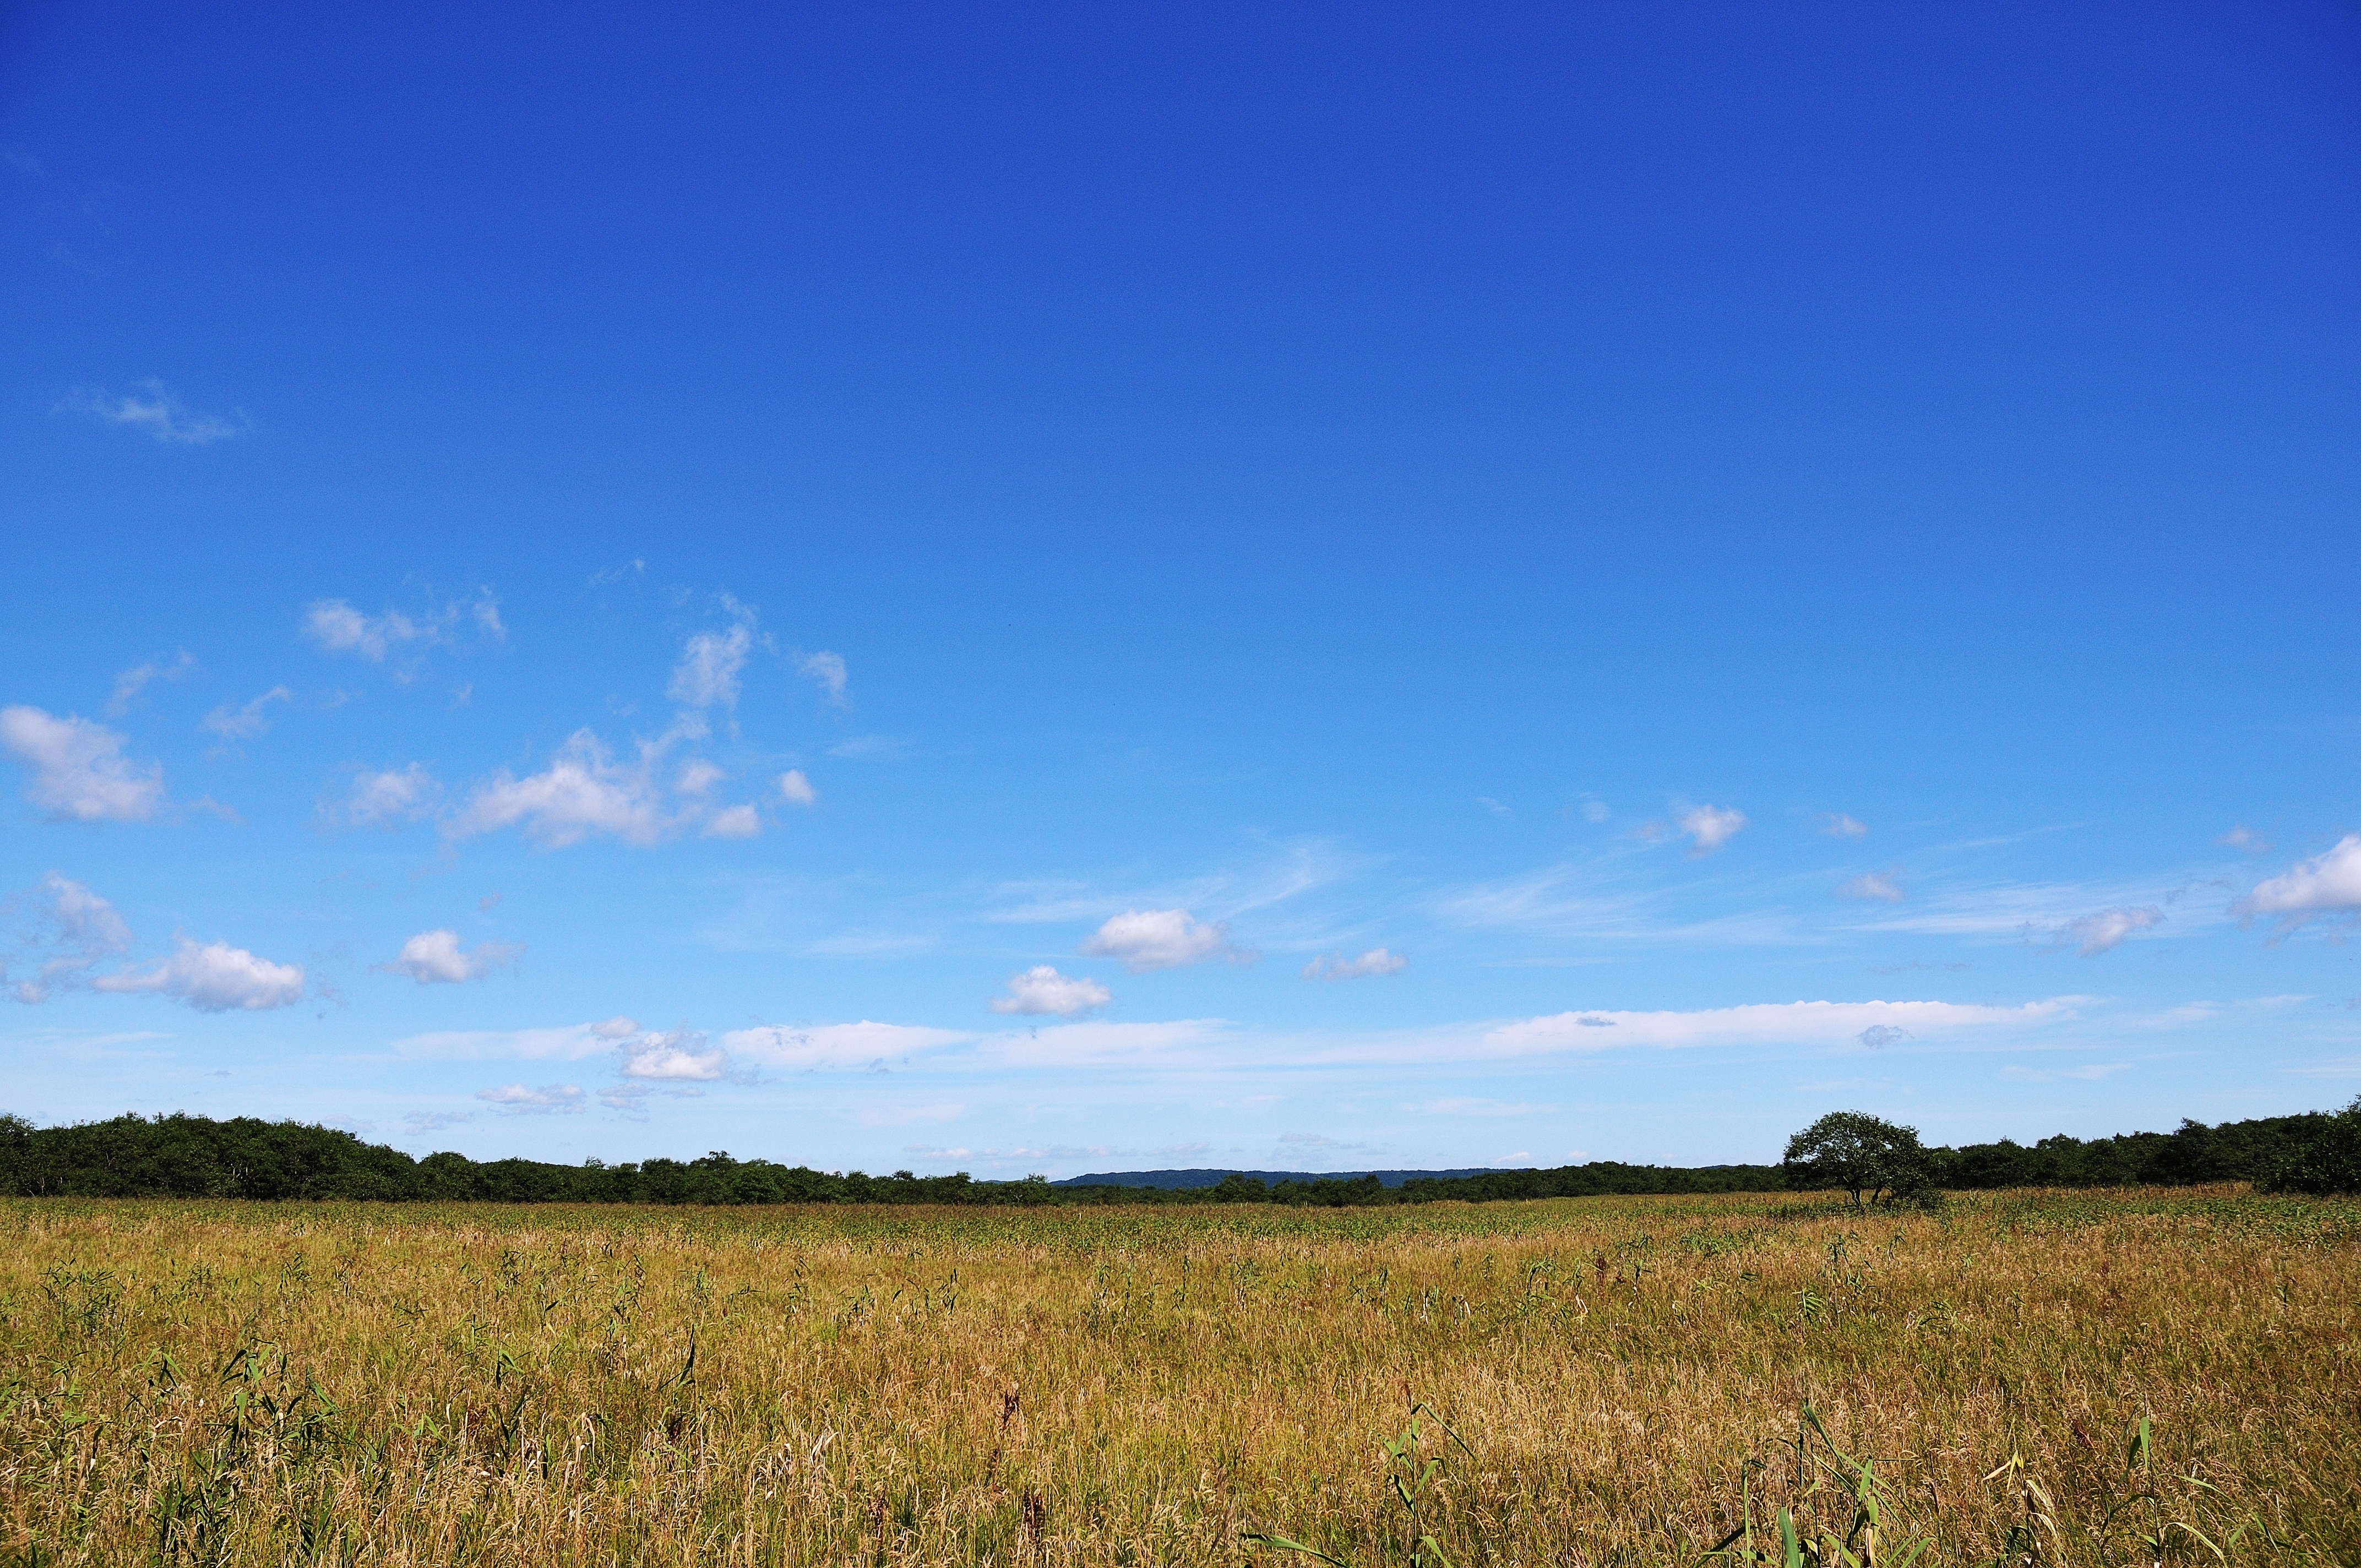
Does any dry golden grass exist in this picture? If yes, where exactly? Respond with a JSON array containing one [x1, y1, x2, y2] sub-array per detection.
[[1, 1187, 2354, 1566]]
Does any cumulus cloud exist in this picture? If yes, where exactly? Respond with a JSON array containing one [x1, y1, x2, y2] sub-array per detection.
[[723, 1021, 973, 1071], [380, 929, 523, 984], [620, 1027, 729, 1080], [2219, 825, 2272, 854], [702, 804, 761, 839], [4, 873, 133, 1003], [107, 652, 195, 715], [451, 732, 669, 847], [676, 760, 725, 796], [798, 651, 848, 703], [1679, 804, 1747, 854], [2237, 836, 2361, 928], [335, 764, 439, 827], [592, 1015, 639, 1038], [991, 966, 1112, 1016], [1836, 870, 1905, 903], [1302, 948, 1408, 981], [302, 593, 499, 662], [202, 686, 291, 742], [0, 707, 166, 822], [62, 379, 249, 445], [1820, 813, 1869, 838], [1080, 908, 1253, 972], [779, 770, 817, 805], [2057, 906, 2164, 956], [475, 1083, 584, 1114], [92, 936, 304, 1012], [1857, 1024, 1910, 1048], [402, 1110, 474, 1134], [668, 623, 753, 710]]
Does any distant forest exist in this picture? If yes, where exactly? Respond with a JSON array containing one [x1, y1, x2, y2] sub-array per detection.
[[3, 1101, 2354, 1204]]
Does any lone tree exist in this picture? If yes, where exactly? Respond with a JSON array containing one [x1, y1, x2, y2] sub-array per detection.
[[1782, 1110, 1933, 1210]]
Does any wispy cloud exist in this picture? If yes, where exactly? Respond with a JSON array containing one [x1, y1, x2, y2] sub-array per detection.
[[798, 651, 848, 704], [61, 379, 249, 445], [1302, 948, 1407, 981], [475, 1083, 584, 1115], [1835, 870, 1905, 903], [302, 592, 501, 662], [201, 685, 291, 743], [107, 652, 195, 715], [2055, 906, 2164, 956], [1820, 813, 1869, 838]]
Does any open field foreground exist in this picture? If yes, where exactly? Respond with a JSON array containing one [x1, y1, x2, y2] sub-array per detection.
[[1, 1190, 2355, 1567]]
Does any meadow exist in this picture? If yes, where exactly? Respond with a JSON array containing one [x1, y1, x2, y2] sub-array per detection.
[[0, 1188, 2353, 1566]]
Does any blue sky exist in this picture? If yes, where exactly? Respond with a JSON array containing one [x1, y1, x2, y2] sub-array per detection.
[[3, 1, 2357, 1176]]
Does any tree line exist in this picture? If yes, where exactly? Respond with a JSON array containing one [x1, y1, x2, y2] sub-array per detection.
[[0, 1098, 2353, 1205]]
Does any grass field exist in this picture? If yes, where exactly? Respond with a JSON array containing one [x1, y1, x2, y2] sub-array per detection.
[[1, 1188, 2354, 1566]]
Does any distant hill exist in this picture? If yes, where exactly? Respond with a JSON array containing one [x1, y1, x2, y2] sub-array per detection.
[[1053, 1166, 1514, 1190]]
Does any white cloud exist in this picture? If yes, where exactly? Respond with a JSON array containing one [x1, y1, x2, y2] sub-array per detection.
[[380, 929, 523, 984], [475, 1083, 584, 1115], [1080, 908, 1253, 972], [1483, 997, 2077, 1056], [1820, 813, 1868, 838], [4, 873, 133, 1003], [798, 651, 847, 703], [701, 804, 761, 839], [991, 965, 1112, 1016], [676, 760, 725, 795], [0, 707, 166, 822], [2058, 906, 2164, 956], [62, 379, 248, 445], [402, 1110, 474, 1134], [723, 1020, 973, 1071], [302, 593, 498, 662], [621, 1027, 728, 1080], [107, 652, 195, 715], [592, 1015, 639, 1038], [91, 936, 304, 1012], [201, 685, 291, 742], [779, 769, 817, 805], [2238, 836, 2361, 926], [303, 601, 436, 661], [2219, 824, 2272, 853], [1679, 804, 1747, 854], [451, 731, 669, 847], [336, 764, 439, 826], [1857, 1024, 1910, 1048], [1302, 948, 1408, 981], [668, 623, 753, 710], [1835, 870, 1905, 903]]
